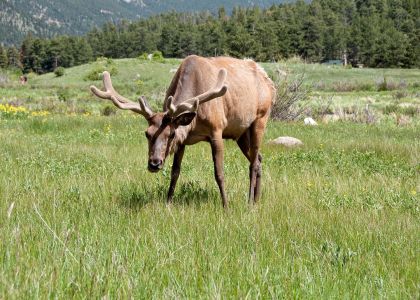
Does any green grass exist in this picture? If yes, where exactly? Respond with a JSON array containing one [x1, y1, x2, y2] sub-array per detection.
[[0, 115, 419, 298], [0, 59, 419, 297], [1, 58, 419, 116]]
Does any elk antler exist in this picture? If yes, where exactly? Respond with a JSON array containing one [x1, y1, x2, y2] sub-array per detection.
[[166, 68, 228, 118], [90, 71, 153, 118]]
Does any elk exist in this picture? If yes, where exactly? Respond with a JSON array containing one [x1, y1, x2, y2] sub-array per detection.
[[90, 55, 275, 207]]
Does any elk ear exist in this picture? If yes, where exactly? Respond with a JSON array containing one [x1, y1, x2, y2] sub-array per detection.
[[172, 112, 196, 127]]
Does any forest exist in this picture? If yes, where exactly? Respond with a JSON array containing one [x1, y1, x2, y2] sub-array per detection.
[[0, 0, 419, 73]]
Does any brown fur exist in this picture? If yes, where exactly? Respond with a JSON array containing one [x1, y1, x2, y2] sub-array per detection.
[[91, 55, 275, 208], [154, 55, 275, 207]]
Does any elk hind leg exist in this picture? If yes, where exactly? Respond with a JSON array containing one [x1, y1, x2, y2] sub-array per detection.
[[237, 130, 263, 203], [248, 117, 267, 204]]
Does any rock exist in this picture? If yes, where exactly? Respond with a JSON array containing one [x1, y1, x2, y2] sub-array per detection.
[[268, 136, 303, 147], [304, 117, 318, 126]]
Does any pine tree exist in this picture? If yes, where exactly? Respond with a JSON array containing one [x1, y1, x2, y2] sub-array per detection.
[[0, 45, 8, 68], [20, 34, 34, 73], [7, 46, 21, 69], [300, 2, 324, 62], [12, 0, 420, 69], [30, 39, 46, 74]]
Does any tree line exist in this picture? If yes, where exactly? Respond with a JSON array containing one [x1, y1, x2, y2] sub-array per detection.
[[1, 0, 418, 73]]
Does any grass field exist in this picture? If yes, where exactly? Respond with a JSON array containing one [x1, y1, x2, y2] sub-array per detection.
[[0, 59, 419, 297], [1, 57, 419, 117]]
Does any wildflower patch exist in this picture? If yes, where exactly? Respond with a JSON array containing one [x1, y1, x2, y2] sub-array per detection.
[[0, 104, 51, 119], [0, 104, 28, 119]]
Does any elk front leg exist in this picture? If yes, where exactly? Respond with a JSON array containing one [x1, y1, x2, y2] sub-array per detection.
[[210, 135, 228, 208], [167, 145, 185, 203]]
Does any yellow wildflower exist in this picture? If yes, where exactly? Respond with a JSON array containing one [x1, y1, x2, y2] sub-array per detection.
[[31, 111, 50, 117], [104, 124, 112, 134]]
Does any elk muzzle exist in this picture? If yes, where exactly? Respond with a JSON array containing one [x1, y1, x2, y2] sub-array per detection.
[[148, 158, 163, 172]]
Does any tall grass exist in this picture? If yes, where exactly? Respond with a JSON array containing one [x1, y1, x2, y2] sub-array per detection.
[[1, 59, 419, 116], [0, 115, 418, 297]]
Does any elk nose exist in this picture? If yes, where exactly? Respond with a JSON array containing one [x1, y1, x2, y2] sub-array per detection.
[[148, 159, 162, 172]]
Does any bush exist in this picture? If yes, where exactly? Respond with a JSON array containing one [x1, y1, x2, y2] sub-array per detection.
[[84, 57, 118, 81], [84, 65, 118, 81], [152, 51, 164, 62], [392, 90, 407, 100], [84, 67, 104, 81], [101, 105, 117, 116], [137, 51, 165, 63], [54, 67, 65, 77], [376, 76, 401, 91], [57, 88, 71, 101], [138, 53, 149, 60], [270, 67, 311, 121]]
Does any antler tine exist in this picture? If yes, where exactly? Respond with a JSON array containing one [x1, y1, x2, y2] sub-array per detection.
[[167, 68, 228, 118], [167, 96, 199, 118], [90, 71, 153, 118]]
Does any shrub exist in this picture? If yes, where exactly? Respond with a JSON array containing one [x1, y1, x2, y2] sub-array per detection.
[[152, 51, 164, 62], [270, 67, 311, 121], [84, 65, 118, 81], [54, 67, 65, 77], [84, 67, 104, 81], [411, 82, 420, 89], [84, 57, 118, 81], [137, 51, 165, 62], [109, 66, 118, 76], [376, 76, 399, 91], [57, 88, 71, 101], [392, 90, 407, 100], [101, 105, 117, 116], [138, 53, 149, 60]]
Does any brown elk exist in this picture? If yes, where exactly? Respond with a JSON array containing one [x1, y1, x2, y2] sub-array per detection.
[[90, 55, 275, 207]]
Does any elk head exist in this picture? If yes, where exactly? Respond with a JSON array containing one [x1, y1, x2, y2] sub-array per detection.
[[90, 70, 227, 172]]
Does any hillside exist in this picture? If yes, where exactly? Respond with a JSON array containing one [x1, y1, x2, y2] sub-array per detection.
[[1, 58, 419, 120], [0, 0, 289, 45]]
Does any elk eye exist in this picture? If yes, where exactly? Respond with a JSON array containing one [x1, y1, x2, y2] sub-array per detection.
[[145, 132, 151, 139]]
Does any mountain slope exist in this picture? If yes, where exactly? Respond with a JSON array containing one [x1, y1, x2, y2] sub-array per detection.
[[0, 0, 290, 45]]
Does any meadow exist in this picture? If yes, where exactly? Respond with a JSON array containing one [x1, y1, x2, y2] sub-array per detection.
[[0, 59, 419, 298]]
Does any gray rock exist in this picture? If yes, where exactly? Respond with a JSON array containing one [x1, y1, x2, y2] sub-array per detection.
[[268, 136, 303, 147]]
